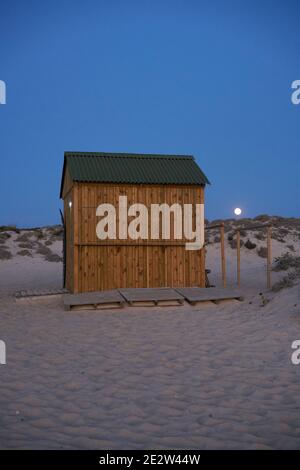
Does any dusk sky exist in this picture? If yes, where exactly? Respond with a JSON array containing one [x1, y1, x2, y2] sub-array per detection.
[[0, 0, 299, 227]]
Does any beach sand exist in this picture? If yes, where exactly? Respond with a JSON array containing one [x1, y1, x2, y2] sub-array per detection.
[[0, 220, 300, 449]]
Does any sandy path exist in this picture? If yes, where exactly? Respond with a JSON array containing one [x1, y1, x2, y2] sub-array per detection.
[[1, 288, 300, 450]]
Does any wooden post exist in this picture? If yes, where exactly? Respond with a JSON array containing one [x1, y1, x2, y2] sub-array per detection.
[[267, 225, 272, 289], [236, 230, 241, 287], [220, 223, 226, 288]]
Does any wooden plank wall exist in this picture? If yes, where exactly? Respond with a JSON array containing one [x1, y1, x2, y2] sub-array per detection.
[[70, 183, 205, 293]]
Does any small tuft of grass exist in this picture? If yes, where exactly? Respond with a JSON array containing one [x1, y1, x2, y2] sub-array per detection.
[[45, 253, 62, 263], [239, 229, 247, 237], [254, 232, 266, 241], [272, 253, 300, 272], [0, 232, 11, 241], [47, 226, 63, 239], [34, 229, 44, 240], [0, 246, 12, 260], [271, 231, 285, 243], [244, 239, 257, 250], [17, 249, 32, 257], [18, 241, 36, 249], [271, 253, 300, 292], [16, 232, 35, 243], [36, 244, 52, 256], [35, 242, 62, 262], [272, 273, 297, 292], [286, 244, 295, 252]]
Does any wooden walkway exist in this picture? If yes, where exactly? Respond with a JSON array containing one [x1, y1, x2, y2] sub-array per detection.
[[119, 288, 184, 307], [64, 290, 125, 311], [63, 287, 243, 311], [15, 288, 69, 300], [15, 287, 243, 310], [175, 287, 244, 305]]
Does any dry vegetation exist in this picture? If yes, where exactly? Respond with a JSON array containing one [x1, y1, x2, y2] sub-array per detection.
[[0, 225, 63, 263], [0, 246, 12, 260], [271, 253, 300, 292], [1, 216, 300, 288], [205, 215, 300, 292]]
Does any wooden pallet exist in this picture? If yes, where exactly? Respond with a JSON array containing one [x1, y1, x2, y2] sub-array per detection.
[[119, 288, 185, 307], [175, 287, 244, 305], [64, 290, 125, 311]]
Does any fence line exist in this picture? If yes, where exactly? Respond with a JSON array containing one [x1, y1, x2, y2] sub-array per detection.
[[206, 222, 272, 289]]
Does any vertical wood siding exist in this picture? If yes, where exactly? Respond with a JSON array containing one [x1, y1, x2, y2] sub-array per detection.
[[66, 183, 205, 293]]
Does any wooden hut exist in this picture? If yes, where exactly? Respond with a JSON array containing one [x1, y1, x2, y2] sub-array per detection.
[[60, 152, 210, 293]]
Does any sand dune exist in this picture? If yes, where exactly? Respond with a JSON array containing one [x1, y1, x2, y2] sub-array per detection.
[[0, 218, 300, 449]]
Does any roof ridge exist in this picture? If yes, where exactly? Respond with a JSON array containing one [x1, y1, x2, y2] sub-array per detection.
[[64, 151, 194, 160]]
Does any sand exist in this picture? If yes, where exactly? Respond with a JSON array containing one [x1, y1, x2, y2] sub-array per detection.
[[0, 222, 300, 449]]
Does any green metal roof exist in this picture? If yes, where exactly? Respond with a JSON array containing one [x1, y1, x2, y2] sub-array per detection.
[[60, 151, 210, 197]]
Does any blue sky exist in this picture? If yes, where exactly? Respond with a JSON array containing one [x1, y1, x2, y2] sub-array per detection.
[[0, 0, 299, 227]]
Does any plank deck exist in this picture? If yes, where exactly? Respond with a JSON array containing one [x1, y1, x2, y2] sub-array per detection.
[[119, 288, 185, 306], [175, 287, 244, 305], [63, 287, 244, 311], [64, 289, 125, 311]]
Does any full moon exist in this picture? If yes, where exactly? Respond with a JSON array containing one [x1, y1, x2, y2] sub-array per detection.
[[234, 207, 242, 216]]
